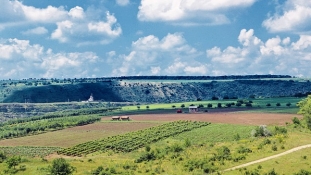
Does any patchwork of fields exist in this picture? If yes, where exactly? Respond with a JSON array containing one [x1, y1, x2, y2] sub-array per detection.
[[0, 96, 310, 175]]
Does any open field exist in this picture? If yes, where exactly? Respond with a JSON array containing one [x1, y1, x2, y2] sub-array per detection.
[[0, 121, 161, 147], [0, 111, 302, 148], [108, 112, 302, 125]]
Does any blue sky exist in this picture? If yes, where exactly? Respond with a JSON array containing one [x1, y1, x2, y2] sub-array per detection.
[[1, 0, 311, 79]]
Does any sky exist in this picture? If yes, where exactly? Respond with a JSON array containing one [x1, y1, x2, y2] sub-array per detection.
[[1, 0, 311, 79]]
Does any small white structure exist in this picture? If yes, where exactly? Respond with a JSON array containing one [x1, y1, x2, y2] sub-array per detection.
[[189, 106, 198, 113], [88, 94, 94, 102]]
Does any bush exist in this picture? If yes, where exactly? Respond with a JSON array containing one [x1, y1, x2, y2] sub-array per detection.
[[251, 125, 272, 137], [276, 103, 281, 107], [217, 103, 222, 108], [0, 152, 6, 163], [294, 169, 311, 175], [135, 151, 156, 163], [212, 96, 219, 100], [207, 103, 213, 108], [237, 146, 252, 154], [245, 102, 252, 107], [274, 126, 287, 135], [271, 145, 278, 151], [236, 102, 242, 107], [48, 158, 76, 175], [292, 117, 301, 125], [266, 103, 271, 107]]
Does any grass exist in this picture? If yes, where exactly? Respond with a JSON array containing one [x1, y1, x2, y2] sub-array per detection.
[[121, 97, 303, 112]]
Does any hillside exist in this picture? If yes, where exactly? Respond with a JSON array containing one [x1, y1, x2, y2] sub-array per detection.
[[2, 78, 311, 103]]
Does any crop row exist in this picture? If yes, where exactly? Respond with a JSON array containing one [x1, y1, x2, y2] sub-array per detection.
[[0, 146, 60, 157], [0, 115, 101, 140], [58, 120, 210, 156]]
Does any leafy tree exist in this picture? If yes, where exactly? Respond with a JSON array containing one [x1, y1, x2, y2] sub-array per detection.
[[286, 102, 291, 107], [172, 105, 176, 108], [146, 106, 150, 110], [236, 102, 242, 107], [211, 96, 219, 100], [181, 104, 185, 108], [137, 106, 140, 110], [207, 103, 213, 108], [6, 156, 21, 169], [245, 102, 252, 107], [266, 103, 271, 107], [225, 103, 231, 108], [0, 152, 6, 163], [276, 103, 281, 107], [298, 95, 311, 129], [48, 158, 75, 175], [217, 103, 222, 108]]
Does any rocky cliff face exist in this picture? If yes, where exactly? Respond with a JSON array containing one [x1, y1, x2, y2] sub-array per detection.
[[110, 80, 311, 103], [3, 80, 311, 103]]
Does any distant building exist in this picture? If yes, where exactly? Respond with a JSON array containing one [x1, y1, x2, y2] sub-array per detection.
[[189, 106, 198, 113], [88, 94, 94, 102]]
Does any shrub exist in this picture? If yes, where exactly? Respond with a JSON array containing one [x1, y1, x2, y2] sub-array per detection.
[[0, 152, 6, 163], [212, 146, 231, 161], [135, 151, 156, 163], [236, 102, 242, 107], [170, 143, 184, 153], [207, 103, 213, 108], [217, 103, 222, 108], [276, 103, 281, 107], [271, 145, 278, 151], [266, 103, 271, 107], [294, 169, 311, 175], [245, 102, 252, 107], [233, 133, 240, 141], [292, 117, 301, 125], [286, 102, 292, 107], [212, 96, 219, 100], [184, 138, 191, 147], [48, 158, 76, 175], [274, 126, 287, 135], [251, 125, 272, 137], [237, 146, 252, 154]]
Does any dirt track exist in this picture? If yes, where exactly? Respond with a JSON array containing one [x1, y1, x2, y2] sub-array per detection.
[[224, 144, 311, 172], [123, 112, 302, 126]]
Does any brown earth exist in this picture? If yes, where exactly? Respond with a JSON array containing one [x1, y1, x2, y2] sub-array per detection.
[[117, 112, 302, 126]]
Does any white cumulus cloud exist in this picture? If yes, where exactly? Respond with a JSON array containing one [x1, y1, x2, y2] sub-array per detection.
[[0, 1, 122, 45], [263, 0, 311, 33], [22, 27, 48, 35], [138, 0, 257, 25], [0, 38, 104, 79], [116, 0, 130, 6], [206, 29, 311, 77], [112, 33, 205, 76]]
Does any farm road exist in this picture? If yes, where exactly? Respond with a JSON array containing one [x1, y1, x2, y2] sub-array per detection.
[[224, 144, 311, 172]]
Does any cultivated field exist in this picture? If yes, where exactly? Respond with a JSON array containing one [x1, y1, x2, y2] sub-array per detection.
[[122, 112, 302, 125]]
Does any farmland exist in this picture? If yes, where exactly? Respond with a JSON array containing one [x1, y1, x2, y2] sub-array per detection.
[[0, 76, 311, 174]]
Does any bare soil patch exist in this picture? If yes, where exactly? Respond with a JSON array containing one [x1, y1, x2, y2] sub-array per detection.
[[124, 112, 302, 126], [0, 122, 160, 147]]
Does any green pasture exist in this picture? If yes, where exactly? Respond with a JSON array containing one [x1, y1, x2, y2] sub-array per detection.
[[121, 97, 303, 114]]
